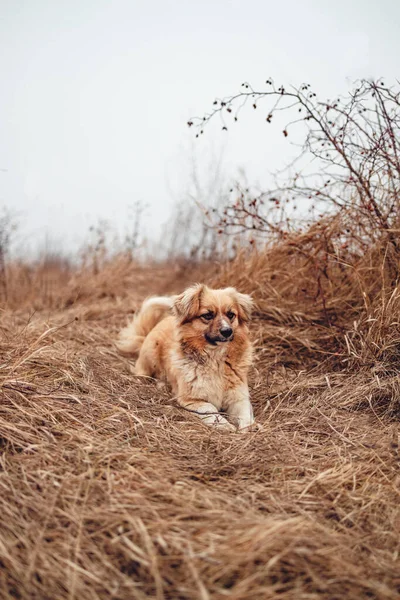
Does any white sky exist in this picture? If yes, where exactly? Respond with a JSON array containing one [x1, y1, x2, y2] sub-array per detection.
[[1, 0, 399, 254]]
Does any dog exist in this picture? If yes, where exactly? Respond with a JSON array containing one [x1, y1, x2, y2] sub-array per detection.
[[117, 284, 255, 431]]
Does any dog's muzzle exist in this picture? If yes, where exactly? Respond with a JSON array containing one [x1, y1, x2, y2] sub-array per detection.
[[205, 327, 234, 345]]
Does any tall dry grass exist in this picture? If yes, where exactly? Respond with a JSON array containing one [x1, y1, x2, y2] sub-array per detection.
[[1, 210, 400, 598]]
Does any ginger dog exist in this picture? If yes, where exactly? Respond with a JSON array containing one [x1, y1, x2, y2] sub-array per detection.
[[117, 284, 255, 431]]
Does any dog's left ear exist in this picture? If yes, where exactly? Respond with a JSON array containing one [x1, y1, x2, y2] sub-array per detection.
[[226, 287, 254, 323], [173, 283, 206, 322]]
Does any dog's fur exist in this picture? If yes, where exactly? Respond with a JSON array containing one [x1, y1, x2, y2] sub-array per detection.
[[117, 284, 255, 431]]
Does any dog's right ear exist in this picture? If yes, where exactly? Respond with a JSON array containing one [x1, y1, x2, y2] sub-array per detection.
[[173, 283, 206, 322]]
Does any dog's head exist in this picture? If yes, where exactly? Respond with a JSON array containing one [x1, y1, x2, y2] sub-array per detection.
[[173, 284, 253, 347]]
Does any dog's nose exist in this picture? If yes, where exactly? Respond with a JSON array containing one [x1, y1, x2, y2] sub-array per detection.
[[220, 327, 233, 338]]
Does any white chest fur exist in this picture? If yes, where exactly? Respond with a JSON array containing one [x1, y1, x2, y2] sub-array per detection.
[[173, 347, 228, 409]]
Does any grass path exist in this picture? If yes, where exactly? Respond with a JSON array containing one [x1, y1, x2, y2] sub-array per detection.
[[0, 286, 399, 599]]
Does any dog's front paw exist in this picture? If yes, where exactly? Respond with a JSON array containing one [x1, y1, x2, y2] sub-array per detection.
[[199, 413, 236, 432], [214, 420, 236, 433]]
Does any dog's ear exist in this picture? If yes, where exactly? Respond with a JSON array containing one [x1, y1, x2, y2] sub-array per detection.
[[173, 283, 206, 322], [225, 287, 254, 323]]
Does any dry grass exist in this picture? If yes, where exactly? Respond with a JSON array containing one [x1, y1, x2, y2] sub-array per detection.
[[1, 239, 400, 599]]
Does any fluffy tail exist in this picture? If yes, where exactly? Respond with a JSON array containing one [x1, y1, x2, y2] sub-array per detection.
[[116, 296, 174, 356]]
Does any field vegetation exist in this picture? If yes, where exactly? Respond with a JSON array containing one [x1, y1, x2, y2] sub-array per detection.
[[0, 79, 399, 599]]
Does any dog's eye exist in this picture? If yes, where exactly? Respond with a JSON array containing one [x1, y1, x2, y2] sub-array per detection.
[[201, 312, 214, 321], [227, 311, 235, 320]]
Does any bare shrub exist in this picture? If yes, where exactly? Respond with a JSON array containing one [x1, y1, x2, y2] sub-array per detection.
[[191, 79, 400, 269]]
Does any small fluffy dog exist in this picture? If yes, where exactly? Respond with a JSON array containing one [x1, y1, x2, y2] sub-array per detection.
[[117, 284, 255, 431]]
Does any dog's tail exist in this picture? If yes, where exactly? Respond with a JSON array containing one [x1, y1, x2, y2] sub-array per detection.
[[116, 296, 174, 357]]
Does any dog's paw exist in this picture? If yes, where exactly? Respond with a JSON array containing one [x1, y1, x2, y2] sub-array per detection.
[[214, 421, 236, 433]]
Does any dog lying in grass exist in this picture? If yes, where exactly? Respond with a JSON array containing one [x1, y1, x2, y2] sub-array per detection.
[[117, 284, 256, 432]]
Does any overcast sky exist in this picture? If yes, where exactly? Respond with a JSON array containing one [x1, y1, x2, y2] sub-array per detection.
[[1, 0, 399, 254]]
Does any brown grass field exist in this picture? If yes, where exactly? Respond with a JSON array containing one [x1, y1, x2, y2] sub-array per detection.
[[1, 229, 400, 599]]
